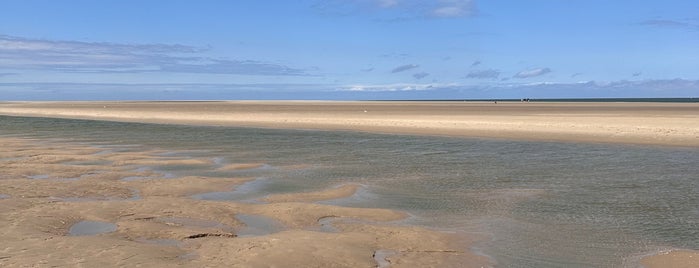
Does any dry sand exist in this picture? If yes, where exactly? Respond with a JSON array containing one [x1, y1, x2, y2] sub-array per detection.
[[0, 101, 697, 146], [0, 137, 491, 267]]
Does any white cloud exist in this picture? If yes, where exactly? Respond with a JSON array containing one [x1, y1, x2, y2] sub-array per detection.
[[432, 6, 462, 17], [340, 83, 458, 92], [431, 0, 475, 18], [514, 68, 552, 78], [377, 0, 398, 8]]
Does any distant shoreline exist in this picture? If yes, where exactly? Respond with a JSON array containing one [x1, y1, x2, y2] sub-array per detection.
[[371, 97, 699, 103], [1, 101, 697, 147]]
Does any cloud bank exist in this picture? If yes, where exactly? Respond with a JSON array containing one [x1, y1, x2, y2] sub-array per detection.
[[339, 82, 457, 92], [0, 35, 306, 76], [2, 79, 696, 100]]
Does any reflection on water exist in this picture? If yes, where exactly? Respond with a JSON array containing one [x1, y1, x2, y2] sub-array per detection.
[[2, 115, 697, 267]]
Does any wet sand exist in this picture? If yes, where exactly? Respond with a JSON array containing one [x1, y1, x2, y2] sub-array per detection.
[[0, 101, 697, 146], [1, 102, 697, 266], [641, 250, 699, 268], [0, 137, 490, 267]]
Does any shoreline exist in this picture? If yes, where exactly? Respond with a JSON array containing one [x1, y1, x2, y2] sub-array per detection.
[[2, 109, 696, 267], [640, 249, 699, 268], [0, 101, 697, 147], [0, 136, 491, 267]]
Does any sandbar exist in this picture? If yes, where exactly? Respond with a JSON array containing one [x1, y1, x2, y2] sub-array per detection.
[[0, 101, 697, 146]]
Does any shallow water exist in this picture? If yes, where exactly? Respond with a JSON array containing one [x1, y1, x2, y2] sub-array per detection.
[[68, 220, 117, 236], [191, 177, 271, 203], [157, 217, 236, 233], [2, 115, 697, 267], [373, 249, 396, 268], [235, 214, 285, 237]]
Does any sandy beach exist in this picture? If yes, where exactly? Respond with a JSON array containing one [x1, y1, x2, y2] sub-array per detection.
[[1, 102, 697, 267], [0, 136, 490, 267], [0, 101, 697, 147]]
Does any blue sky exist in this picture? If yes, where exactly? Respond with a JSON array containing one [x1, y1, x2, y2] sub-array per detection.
[[1, 0, 698, 100]]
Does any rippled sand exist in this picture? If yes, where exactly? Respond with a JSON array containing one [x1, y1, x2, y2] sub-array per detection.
[[0, 137, 490, 267], [0, 101, 697, 146]]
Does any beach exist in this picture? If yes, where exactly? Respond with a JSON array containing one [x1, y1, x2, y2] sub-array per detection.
[[1, 101, 697, 267], [0, 101, 697, 146], [0, 136, 489, 267]]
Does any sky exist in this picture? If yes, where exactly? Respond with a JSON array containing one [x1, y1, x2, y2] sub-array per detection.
[[1, 0, 698, 100]]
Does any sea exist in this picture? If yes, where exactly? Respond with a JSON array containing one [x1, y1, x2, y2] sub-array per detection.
[[1, 115, 697, 267]]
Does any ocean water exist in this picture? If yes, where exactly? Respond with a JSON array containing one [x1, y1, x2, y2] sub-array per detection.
[[1, 115, 697, 267]]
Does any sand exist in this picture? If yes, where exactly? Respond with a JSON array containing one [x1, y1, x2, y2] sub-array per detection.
[[0, 101, 697, 146], [2, 101, 697, 266], [641, 250, 699, 268], [0, 137, 491, 267], [263, 184, 362, 203]]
